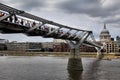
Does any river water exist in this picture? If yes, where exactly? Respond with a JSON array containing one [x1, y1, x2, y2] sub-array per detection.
[[0, 56, 120, 80]]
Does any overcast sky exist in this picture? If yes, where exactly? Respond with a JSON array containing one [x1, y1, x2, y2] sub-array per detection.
[[0, 0, 120, 42]]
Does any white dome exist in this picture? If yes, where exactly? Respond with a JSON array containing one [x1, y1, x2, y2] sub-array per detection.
[[99, 24, 111, 42], [100, 29, 110, 34], [100, 24, 110, 35]]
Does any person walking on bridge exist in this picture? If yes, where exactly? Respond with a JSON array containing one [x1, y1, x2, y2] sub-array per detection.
[[13, 15, 18, 23], [0, 12, 4, 17]]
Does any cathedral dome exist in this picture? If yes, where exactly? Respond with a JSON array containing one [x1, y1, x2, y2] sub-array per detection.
[[100, 28, 109, 34], [100, 24, 110, 35], [99, 24, 111, 42]]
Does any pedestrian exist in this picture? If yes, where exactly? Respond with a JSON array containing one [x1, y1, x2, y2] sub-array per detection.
[[0, 12, 4, 17], [9, 15, 13, 22], [32, 21, 36, 27], [14, 15, 18, 23], [20, 19, 24, 25], [25, 21, 30, 27]]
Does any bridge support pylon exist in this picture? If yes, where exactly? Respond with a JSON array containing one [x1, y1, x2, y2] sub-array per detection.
[[96, 50, 104, 59], [67, 41, 83, 71], [67, 47, 83, 71], [66, 31, 92, 71], [96, 42, 106, 59]]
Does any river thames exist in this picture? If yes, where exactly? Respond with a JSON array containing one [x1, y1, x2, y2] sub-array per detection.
[[0, 56, 120, 80]]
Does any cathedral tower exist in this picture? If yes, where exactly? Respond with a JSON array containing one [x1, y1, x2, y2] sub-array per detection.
[[99, 24, 111, 42]]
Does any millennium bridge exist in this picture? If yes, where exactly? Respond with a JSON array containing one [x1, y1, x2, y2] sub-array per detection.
[[0, 3, 103, 71]]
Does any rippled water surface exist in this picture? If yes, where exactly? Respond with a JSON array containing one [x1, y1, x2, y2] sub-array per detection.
[[0, 56, 120, 80]]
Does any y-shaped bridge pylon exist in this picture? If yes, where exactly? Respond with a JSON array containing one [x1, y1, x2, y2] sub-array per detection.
[[66, 31, 95, 71], [67, 31, 92, 58], [96, 42, 106, 59]]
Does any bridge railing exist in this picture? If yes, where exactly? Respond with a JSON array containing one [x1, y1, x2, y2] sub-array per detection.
[[0, 10, 82, 38], [0, 9, 92, 38], [0, 11, 38, 27]]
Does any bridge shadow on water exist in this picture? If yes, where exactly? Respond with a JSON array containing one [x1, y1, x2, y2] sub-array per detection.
[[68, 70, 82, 80], [67, 58, 101, 80]]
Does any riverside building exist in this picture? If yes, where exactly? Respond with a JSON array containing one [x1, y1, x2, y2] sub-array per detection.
[[6, 42, 42, 51], [116, 36, 120, 52], [0, 39, 8, 50]]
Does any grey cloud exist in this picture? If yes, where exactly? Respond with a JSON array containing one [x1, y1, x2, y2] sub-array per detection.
[[104, 18, 120, 24], [1, 0, 45, 11], [57, 0, 120, 18], [19, 0, 45, 11]]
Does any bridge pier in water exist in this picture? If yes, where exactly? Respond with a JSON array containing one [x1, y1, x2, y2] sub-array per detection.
[[67, 48, 83, 71], [96, 51, 104, 59], [67, 32, 92, 71]]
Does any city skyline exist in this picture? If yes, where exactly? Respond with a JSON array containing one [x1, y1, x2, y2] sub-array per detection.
[[0, 0, 120, 42]]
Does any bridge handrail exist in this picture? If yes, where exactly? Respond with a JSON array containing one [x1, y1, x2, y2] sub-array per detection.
[[0, 3, 91, 32], [0, 11, 83, 37]]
